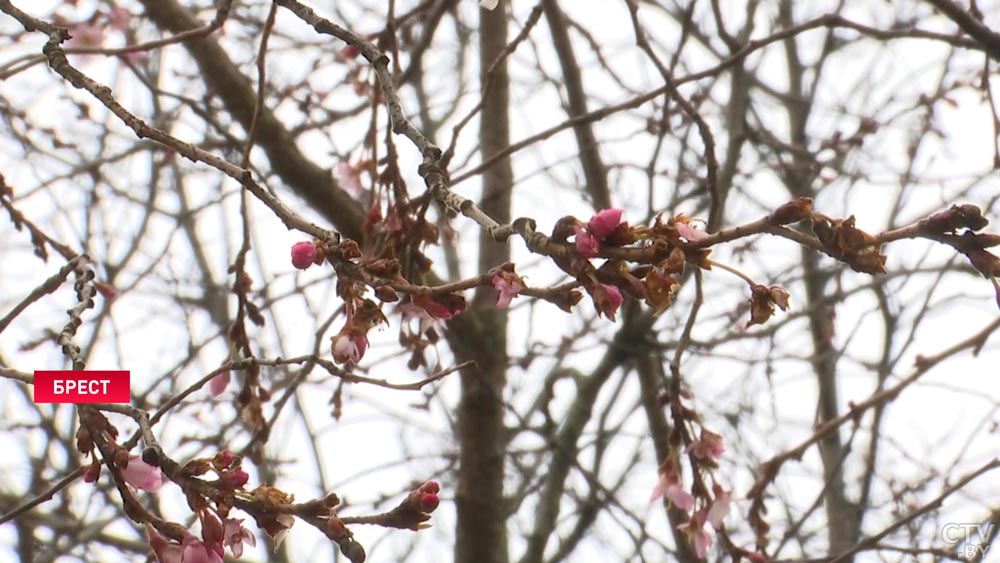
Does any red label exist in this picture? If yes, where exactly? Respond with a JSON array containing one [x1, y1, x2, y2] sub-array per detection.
[[33, 371, 130, 403]]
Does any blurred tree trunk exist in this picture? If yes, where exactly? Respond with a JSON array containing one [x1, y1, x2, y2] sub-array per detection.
[[452, 5, 513, 563]]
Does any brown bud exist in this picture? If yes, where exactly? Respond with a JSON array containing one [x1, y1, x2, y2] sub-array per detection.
[[338, 239, 362, 259], [771, 197, 814, 225], [75, 426, 94, 454], [848, 250, 887, 275], [374, 285, 399, 302], [367, 258, 401, 277], [113, 448, 130, 469], [967, 249, 1000, 277], [551, 216, 579, 242], [924, 204, 989, 233], [141, 447, 162, 467], [83, 459, 102, 483]]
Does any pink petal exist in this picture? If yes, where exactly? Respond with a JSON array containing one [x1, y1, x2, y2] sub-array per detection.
[[676, 222, 709, 242], [120, 455, 164, 493], [208, 371, 230, 397]]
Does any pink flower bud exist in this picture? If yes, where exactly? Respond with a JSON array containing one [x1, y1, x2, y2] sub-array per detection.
[[573, 226, 599, 257], [215, 450, 235, 469], [335, 45, 360, 62], [217, 469, 249, 489], [83, 460, 101, 483], [94, 281, 117, 299], [207, 371, 229, 397], [587, 208, 623, 240], [291, 242, 317, 269], [420, 492, 439, 512]]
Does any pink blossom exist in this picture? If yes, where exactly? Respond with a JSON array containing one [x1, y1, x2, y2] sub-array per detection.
[[687, 428, 725, 461], [706, 486, 732, 527], [573, 225, 599, 257], [68, 23, 105, 49], [677, 515, 715, 559], [207, 371, 229, 397], [181, 535, 223, 563], [332, 331, 368, 365], [412, 294, 466, 319], [107, 8, 132, 32], [491, 274, 522, 309], [120, 454, 164, 493], [587, 208, 623, 240], [198, 509, 225, 559], [333, 161, 365, 197], [147, 525, 183, 563], [223, 518, 256, 558], [650, 474, 694, 510], [290, 241, 317, 270], [676, 221, 710, 242]]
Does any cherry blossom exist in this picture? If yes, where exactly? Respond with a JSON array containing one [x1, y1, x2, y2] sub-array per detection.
[[223, 518, 256, 558], [180, 534, 223, 563], [706, 485, 732, 527], [67, 23, 105, 49], [332, 331, 369, 365], [676, 221, 710, 242], [687, 428, 725, 461], [333, 161, 365, 198], [120, 454, 164, 493], [677, 513, 715, 559], [146, 525, 183, 563], [491, 272, 523, 309], [107, 8, 131, 32], [650, 466, 694, 510]]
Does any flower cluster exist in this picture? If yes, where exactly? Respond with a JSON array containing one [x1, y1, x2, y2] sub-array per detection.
[[146, 511, 255, 563], [67, 7, 145, 63], [572, 208, 627, 258], [650, 425, 736, 559], [76, 422, 165, 492]]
